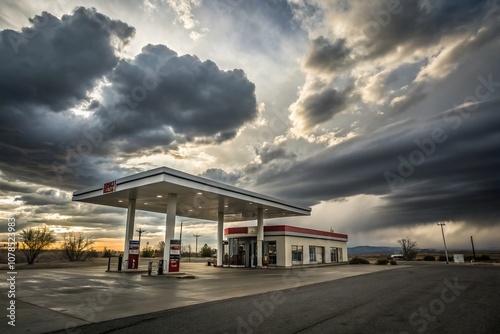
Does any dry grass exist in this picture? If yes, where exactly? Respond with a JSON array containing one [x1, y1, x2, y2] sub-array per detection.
[[0, 250, 106, 270], [348, 252, 500, 264]]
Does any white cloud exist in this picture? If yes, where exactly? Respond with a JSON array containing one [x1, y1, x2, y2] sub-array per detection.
[[167, 0, 203, 29]]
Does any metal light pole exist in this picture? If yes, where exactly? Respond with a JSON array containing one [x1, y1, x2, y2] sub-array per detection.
[[437, 223, 449, 264], [193, 234, 202, 257], [470, 236, 476, 263]]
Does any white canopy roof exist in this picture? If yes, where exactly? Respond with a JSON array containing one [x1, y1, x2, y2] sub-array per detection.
[[72, 167, 311, 222]]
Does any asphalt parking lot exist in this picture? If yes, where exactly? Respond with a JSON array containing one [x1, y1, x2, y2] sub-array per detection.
[[1, 262, 498, 333]]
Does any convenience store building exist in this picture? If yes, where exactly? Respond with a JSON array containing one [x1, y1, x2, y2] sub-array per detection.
[[224, 225, 348, 267]]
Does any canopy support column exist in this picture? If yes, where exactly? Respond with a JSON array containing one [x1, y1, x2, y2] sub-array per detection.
[[257, 207, 264, 267], [123, 199, 136, 270], [163, 193, 177, 273], [217, 199, 224, 266]]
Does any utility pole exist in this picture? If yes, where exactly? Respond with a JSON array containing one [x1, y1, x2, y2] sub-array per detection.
[[179, 222, 183, 261], [193, 234, 202, 257], [437, 223, 449, 264], [136, 228, 146, 250], [470, 236, 476, 263]]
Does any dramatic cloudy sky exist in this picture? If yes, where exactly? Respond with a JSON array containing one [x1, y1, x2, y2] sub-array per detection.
[[1, 0, 499, 251]]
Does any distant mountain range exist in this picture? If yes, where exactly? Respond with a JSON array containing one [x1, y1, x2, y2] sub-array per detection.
[[347, 246, 440, 255], [347, 246, 498, 255], [347, 246, 402, 255]]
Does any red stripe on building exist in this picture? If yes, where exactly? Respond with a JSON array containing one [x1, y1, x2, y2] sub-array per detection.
[[224, 225, 348, 240], [264, 225, 348, 239], [224, 227, 248, 235]]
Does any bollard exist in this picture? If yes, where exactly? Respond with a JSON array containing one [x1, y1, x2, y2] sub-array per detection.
[[158, 260, 164, 275], [118, 255, 123, 271], [148, 261, 153, 276]]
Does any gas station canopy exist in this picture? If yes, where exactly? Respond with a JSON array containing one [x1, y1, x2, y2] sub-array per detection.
[[72, 167, 311, 222]]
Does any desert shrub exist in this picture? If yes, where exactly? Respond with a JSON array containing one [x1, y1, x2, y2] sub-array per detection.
[[390, 260, 398, 265], [423, 255, 436, 261], [102, 247, 112, 257], [142, 246, 155, 257], [479, 255, 491, 261], [61, 232, 95, 261], [20, 227, 57, 264], [438, 255, 453, 262], [349, 257, 370, 264], [376, 258, 389, 265]]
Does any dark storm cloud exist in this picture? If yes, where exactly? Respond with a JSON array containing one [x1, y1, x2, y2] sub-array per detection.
[[359, 0, 492, 62], [0, 7, 135, 111], [257, 98, 500, 229], [258, 143, 296, 164], [387, 10, 500, 116], [304, 36, 352, 73], [303, 1, 493, 75], [198, 168, 240, 185], [239, 142, 298, 186], [0, 7, 135, 189], [14, 188, 70, 206], [98, 43, 258, 148], [295, 86, 353, 129], [0, 8, 258, 191], [0, 179, 37, 194]]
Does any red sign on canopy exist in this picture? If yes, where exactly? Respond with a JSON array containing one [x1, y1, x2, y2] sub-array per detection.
[[103, 181, 116, 193]]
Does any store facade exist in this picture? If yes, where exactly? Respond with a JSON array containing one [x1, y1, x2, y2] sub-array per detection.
[[224, 225, 348, 267]]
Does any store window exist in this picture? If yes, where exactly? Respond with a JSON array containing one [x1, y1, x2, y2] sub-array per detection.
[[309, 246, 316, 262], [292, 245, 303, 265]]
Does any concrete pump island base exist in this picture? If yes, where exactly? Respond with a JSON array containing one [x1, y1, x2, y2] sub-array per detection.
[[72, 166, 349, 272]]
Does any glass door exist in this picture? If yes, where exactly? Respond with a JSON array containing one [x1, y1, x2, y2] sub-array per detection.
[[268, 241, 277, 266]]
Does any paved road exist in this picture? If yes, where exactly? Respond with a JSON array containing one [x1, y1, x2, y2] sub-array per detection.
[[50, 264, 500, 334]]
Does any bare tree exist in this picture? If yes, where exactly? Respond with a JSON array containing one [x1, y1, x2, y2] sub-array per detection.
[[181, 244, 190, 257], [398, 237, 418, 260], [142, 242, 154, 257], [20, 227, 56, 264], [61, 232, 95, 261], [155, 241, 165, 256]]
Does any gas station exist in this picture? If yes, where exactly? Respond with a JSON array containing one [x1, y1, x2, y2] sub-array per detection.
[[72, 166, 312, 273]]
